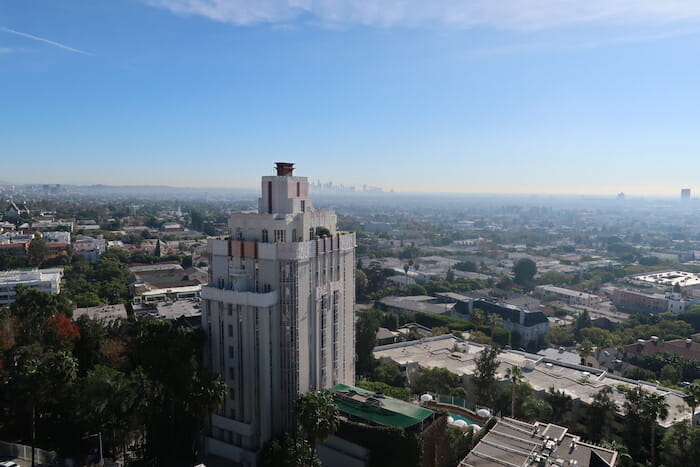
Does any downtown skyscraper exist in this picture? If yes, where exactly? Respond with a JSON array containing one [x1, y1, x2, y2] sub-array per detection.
[[201, 163, 356, 465]]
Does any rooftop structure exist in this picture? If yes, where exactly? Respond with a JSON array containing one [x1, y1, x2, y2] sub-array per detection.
[[535, 285, 601, 308], [0, 268, 63, 305], [374, 335, 689, 427], [458, 417, 618, 467], [611, 287, 691, 314], [378, 295, 454, 315], [632, 270, 700, 287], [329, 383, 434, 429], [624, 337, 700, 362], [73, 304, 128, 323]]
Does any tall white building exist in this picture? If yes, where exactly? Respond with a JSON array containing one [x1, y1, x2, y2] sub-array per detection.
[[201, 163, 356, 465]]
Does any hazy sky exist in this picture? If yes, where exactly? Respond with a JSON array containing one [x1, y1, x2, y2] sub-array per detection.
[[2, 1, 700, 194]]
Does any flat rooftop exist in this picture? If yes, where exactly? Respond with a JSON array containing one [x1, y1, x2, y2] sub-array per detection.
[[73, 304, 128, 322], [330, 383, 434, 429], [374, 335, 688, 428], [459, 418, 617, 467], [633, 270, 700, 287]]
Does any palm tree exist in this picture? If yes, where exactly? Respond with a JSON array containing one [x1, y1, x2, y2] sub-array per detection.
[[642, 392, 669, 467], [683, 382, 700, 426], [505, 365, 523, 418], [470, 309, 485, 328], [486, 313, 502, 341], [295, 391, 340, 453]]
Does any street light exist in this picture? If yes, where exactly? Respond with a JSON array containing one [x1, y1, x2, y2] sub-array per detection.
[[82, 432, 103, 467]]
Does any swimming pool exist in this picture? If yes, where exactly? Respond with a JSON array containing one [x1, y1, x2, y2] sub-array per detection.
[[449, 413, 476, 425]]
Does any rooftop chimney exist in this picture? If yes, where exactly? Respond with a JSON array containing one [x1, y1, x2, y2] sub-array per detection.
[[275, 162, 295, 176]]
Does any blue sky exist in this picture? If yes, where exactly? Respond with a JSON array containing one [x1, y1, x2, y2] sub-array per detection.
[[1, 1, 700, 194]]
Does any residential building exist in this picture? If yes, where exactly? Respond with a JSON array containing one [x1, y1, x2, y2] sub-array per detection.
[[4, 201, 29, 218], [535, 284, 601, 308], [0, 268, 63, 305], [128, 262, 206, 303], [201, 163, 356, 466], [451, 298, 550, 347], [72, 235, 106, 263], [611, 288, 691, 314], [42, 231, 71, 244], [374, 334, 689, 428], [458, 417, 618, 467], [624, 337, 700, 362]]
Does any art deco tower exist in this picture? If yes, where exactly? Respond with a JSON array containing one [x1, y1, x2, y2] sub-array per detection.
[[201, 163, 356, 465]]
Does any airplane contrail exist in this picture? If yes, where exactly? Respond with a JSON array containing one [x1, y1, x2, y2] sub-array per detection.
[[1, 26, 93, 55]]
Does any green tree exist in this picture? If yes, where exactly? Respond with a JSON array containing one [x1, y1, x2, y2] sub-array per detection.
[[486, 313, 502, 341], [295, 391, 340, 451], [545, 387, 572, 425], [356, 268, 369, 300], [547, 326, 575, 346], [470, 309, 485, 328], [587, 387, 617, 443], [472, 346, 500, 407], [643, 392, 669, 467], [660, 421, 700, 467], [356, 309, 380, 377], [513, 258, 537, 286], [660, 363, 680, 385], [355, 381, 410, 401], [373, 361, 404, 387], [260, 433, 320, 467], [27, 237, 48, 267], [413, 367, 461, 395], [505, 365, 523, 417], [683, 382, 700, 425]]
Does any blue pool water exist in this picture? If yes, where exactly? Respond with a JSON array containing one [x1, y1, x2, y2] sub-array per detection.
[[449, 413, 476, 425]]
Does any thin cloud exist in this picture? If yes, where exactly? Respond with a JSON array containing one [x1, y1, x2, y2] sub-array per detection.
[[0, 47, 13, 55], [467, 27, 700, 57], [143, 0, 700, 29], [0, 27, 93, 55]]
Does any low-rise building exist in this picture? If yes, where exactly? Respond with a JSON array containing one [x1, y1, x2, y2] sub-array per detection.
[[377, 295, 454, 315], [535, 284, 601, 308], [72, 235, 106, 263], [0, 268, 63, 305], [73, 304, 128, 323], [612, 288, 691, 314], [458, 417, 618, 467], [374, 335, 689, 428], [624, 337, 700, 362]]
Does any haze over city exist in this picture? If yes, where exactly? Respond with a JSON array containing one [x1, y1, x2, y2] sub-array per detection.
[[2, 1, 700, 194]]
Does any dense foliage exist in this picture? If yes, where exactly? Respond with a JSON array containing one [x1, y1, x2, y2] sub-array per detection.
[[0, 287, 225, 466]]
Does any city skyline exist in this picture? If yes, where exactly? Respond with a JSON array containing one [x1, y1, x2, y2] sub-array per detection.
[[2, 1, 700, 195]]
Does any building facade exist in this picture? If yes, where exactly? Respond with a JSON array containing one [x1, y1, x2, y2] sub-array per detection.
[[0, 268, 63, 305], [201, 163, 356, 466]]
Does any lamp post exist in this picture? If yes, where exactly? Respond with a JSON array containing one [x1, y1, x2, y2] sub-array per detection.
[[83, 432, 103, 466]]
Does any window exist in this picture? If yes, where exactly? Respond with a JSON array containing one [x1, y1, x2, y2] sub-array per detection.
[[228, 346, 234, 358], [229, 367, 235, 379], [227, 304, 233, 316], [309, 228, 314, 240], [292, 229, 297, 242], [229, 387, 235, 400], [301, 200, 306, 212], [228, 324, 233, 337], [274, 229, 286, 243], [262, 229, 269, 243]]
